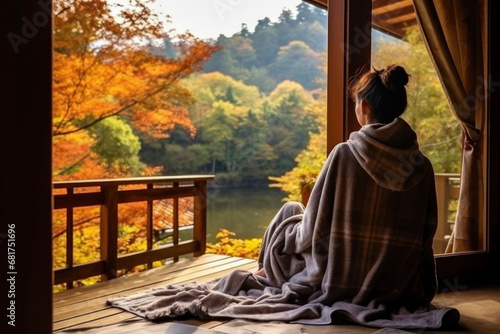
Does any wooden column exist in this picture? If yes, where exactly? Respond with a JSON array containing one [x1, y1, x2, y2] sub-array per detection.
[[1, 0, 53, 332], [487, 0, 500, 278], [327, 0, 372, 153]]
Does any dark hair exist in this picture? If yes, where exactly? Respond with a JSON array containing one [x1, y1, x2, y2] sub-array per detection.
[[349, 64, 410, 124]]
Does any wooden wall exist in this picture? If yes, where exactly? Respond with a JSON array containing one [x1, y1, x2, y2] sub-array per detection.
[[1, 0, 53, 333], [487, 0, 500, 279]]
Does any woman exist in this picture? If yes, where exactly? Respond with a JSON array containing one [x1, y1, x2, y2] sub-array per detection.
[[108, 65, 459, 329], [257, 64, 438, 311]]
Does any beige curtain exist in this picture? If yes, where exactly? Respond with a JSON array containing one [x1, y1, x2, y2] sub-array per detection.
[[412, 0, 488, 252]]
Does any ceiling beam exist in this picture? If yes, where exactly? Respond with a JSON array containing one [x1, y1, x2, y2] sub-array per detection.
[[308, 0, 417, 39]]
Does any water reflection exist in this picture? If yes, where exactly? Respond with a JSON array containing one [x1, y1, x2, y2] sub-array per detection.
[[207, 186, 286, 243]]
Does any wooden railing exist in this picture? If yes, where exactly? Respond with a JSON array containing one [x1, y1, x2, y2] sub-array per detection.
[[434, 173, 461, 254], [53, 175, 214, 288]]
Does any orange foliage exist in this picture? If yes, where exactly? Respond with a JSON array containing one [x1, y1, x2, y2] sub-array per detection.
[[52, 0, 220, 290], [52, 0, 220, 179]]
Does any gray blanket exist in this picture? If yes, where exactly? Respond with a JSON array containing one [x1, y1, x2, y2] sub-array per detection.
[[107, 118, 460, 330]]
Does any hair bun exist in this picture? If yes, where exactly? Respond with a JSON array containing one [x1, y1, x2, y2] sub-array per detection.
[[379, 64, 409, 90]]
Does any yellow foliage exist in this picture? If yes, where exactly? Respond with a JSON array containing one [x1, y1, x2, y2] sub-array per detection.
[[206, 229, 262, 260]]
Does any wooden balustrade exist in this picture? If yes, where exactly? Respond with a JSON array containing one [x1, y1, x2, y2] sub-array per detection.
[[52, 175, 214, 288], [434, 173, 461, 254]]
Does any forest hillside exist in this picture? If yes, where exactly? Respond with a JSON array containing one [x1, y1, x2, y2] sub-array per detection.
[[141, 2, 328, 185]]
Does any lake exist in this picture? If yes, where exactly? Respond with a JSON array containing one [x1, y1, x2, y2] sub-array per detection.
[[205, 186, 287, 243]]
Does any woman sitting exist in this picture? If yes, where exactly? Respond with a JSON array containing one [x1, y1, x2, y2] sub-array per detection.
[[108, 65, 459, 330]]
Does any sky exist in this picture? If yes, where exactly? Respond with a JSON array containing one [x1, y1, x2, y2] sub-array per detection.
[[149, 0, 304, 40]]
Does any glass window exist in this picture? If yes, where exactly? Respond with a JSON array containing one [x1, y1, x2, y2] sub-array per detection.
[[370, 2, 485, 254]]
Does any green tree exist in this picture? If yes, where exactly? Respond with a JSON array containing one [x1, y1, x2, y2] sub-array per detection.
[[275, 9, 297, 47], [252, 27, 279, 66], [162, 144, 210, 174], [267, 80, 315, 106], [255, 17, 272, 32], [201, 4, 327, 92], [296, 21, 327, 52], [203, 36, 240, 78], [239, 23, 250, 37], [296, 2, 315, 24], [246, 66, 277, 93], [263, 81, 319, 175], [182, 72, 263, 122], [226, 35, 257, 68], [269, 88, 327, 201], [88, 116, 145, 175], [312, 7, 328, 28], [271, 41, 324, 90], [232, 111, 276, 181], [199, 101, 238, 174]]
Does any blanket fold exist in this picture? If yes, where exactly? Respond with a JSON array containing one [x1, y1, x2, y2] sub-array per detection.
[[107, 118, 460, 329]]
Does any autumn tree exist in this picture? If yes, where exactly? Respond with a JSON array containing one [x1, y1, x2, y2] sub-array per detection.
[[53, 0, 220, 180], [52, 0, 220, 290]]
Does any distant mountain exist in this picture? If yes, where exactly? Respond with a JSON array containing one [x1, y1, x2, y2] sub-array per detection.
[[201, 2, 327, 93]]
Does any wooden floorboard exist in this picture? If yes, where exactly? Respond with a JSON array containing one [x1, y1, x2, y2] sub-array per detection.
[[54, 254, 234, 303], [53, 254, 258, 333], [54, 255, 240, 323], [54, 255, 246, 311], [54, 262, 258, 332], [53, 255, 500, 334], [53, 257, 256, 320]]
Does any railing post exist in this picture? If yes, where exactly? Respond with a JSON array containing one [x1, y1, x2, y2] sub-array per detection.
[[173, 182, 179, 262], [435, 175, 448, 236], [434, 175, 448, 254], [66, 187, 74, 289], [100, 185, 119, 280], [146, 183, 153, 269], [193, 181, 207, 256]]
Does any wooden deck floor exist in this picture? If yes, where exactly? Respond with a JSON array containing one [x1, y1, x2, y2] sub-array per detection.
[[53, 254, 500, 334], [53, 254, 258, 333]]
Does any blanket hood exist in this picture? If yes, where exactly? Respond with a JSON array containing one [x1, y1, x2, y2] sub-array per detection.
[[347, 117, 428, 191]]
